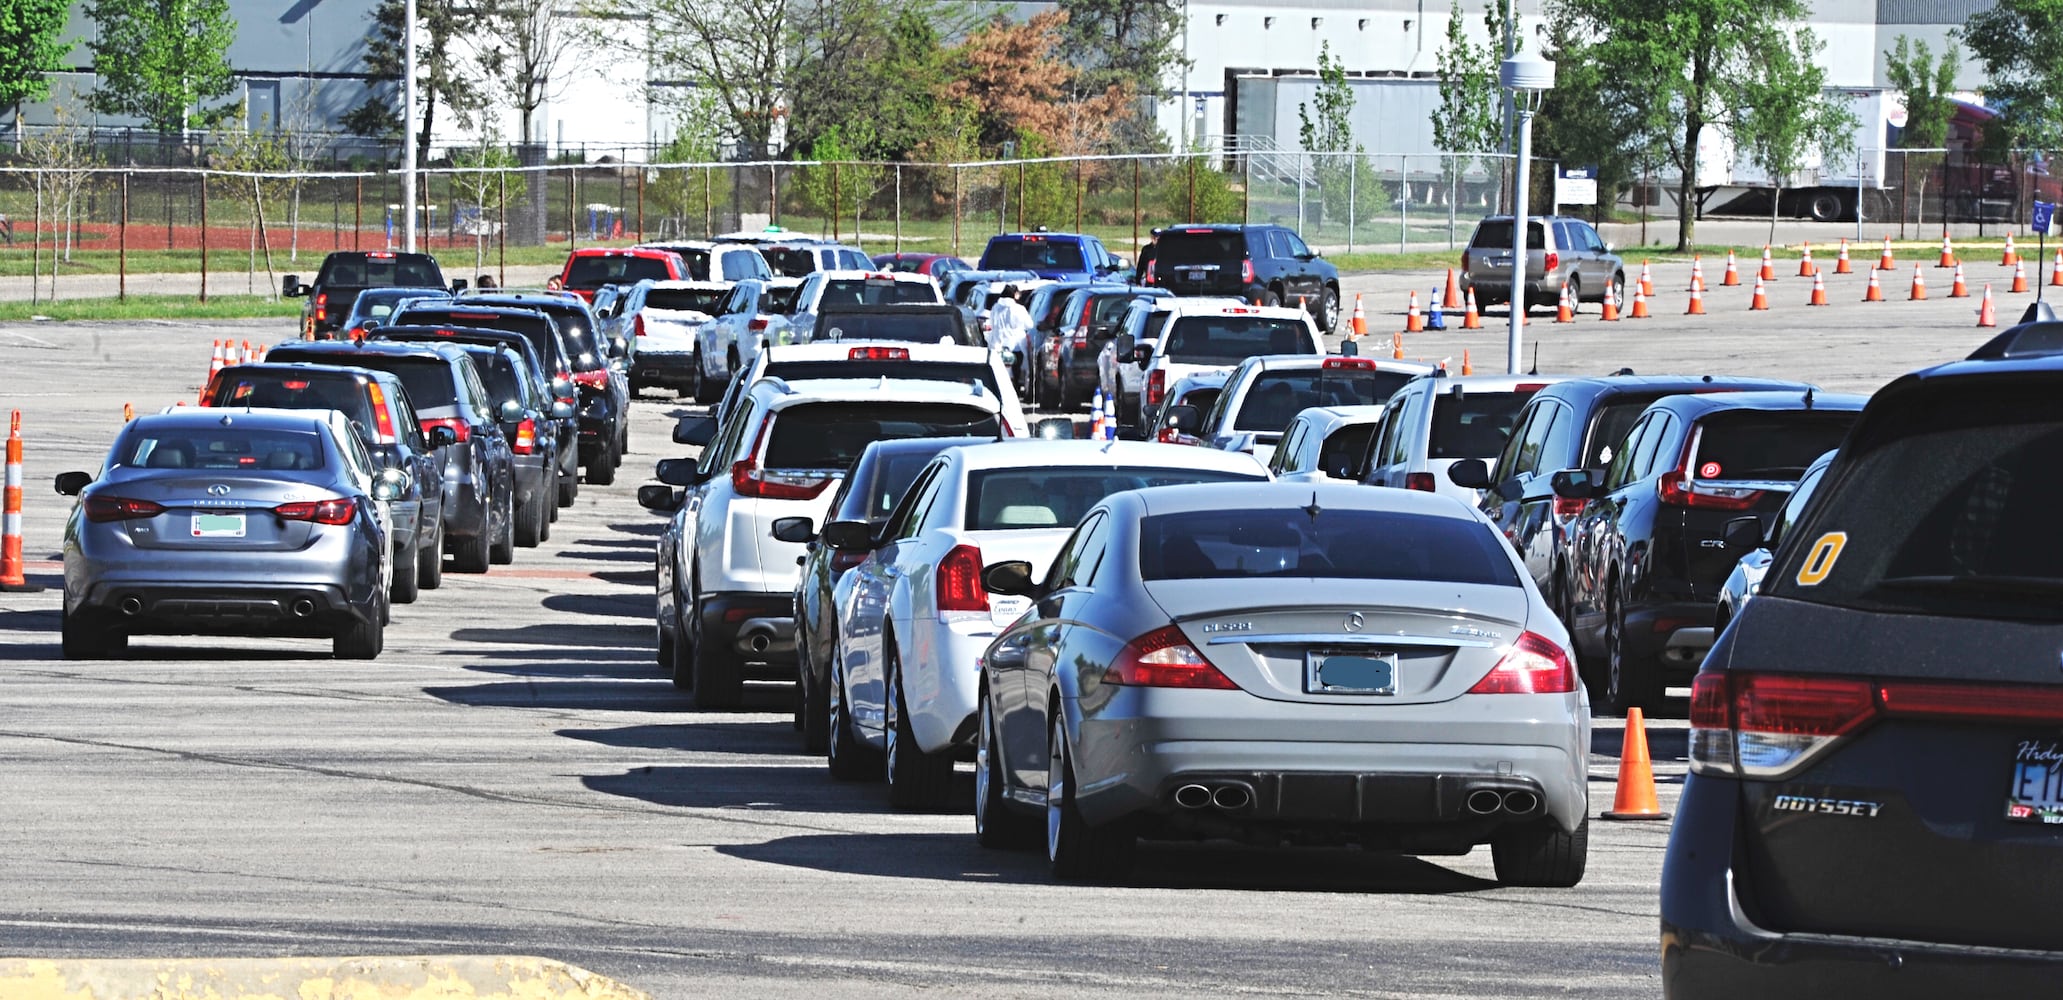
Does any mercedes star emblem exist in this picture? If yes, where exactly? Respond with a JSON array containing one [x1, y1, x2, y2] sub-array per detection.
[[1344, 612, 1364, 633]]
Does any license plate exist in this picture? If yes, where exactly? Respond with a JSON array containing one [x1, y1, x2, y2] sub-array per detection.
[[190, 513, 246, 538], [2006, 739, 2063, 824], [989, 594, 1032, 628], [1306, 651, 1397, 695]]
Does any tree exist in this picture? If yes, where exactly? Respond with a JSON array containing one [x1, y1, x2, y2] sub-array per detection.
[[1, 0, 69, 140], [22, 104, 96, 300], [1735, 27, 1855, 240], [1884, 34, 1961, 228], [1056, 0, 1184, 151], [340, 0, 495, 161], [1296, 42, 1382, 231], [1962, 0, 2063, 155], [620, 0, 788, 157], [482, 0, 584, 148], [1434, 1, 1500, 166], [1534, 13, 1663, 222], [1546, 0, 1814, 250], [943, 11, 1133, 156], [784, 0, 966, 160], [84, 0, 237, 137]]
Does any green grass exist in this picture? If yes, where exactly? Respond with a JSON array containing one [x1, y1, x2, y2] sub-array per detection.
[[0, 241, 622, 279], [0, 295, 300, 322]]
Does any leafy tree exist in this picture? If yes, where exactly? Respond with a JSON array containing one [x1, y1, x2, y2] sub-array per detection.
[[1296, 42, 1383, 230], [448, 135, 519, 270], [1, 0, 69, 137], [84, 0, 237, 136], [339, 0, 494, 160], [1056, 0, 1184, 151], [1735, 27, 1854, 240], [483, 0, 583, 148], [646, 94, 726, 238], [620, 0, 788, 157], [943, 11, 1134, 156], [793, 124, 888, 238], [1884, 34, 1961, 227], [785, 0, 967, 160], [1962, 0, 2063, 156], [1434, 1, 1500, 167], [1534, 14, 1662, 220]]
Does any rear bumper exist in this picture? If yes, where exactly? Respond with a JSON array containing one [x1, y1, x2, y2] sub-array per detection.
[[699, 592, 799, 667], [72, 581, 374, 635], [512, 453, 552, 499], [1627, 600, 1717, 677], [632, 350, 697, 386]]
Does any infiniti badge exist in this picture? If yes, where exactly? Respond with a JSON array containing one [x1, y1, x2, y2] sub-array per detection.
[[206, 484, 232, 496]]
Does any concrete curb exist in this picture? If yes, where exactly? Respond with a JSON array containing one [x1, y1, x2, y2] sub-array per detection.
[[0, 955, 651, 1000]]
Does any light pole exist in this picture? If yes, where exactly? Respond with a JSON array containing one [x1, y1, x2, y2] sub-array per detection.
[[401, 0, 418, 253], [1501, 49, 1554, 376]]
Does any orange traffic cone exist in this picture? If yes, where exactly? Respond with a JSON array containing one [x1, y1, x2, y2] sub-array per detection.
[[1638, 260, 1655, 297], [1797, 242, 1816, 277], [1461, 350, 1474, 376], [2011, 258, 2030, 293], [2053, 247, 2063, 287], [1462, 288, 1482, 329], [1863, 268, 1884, 302], [1406, 290, 1424, 333], [1758, 245, 1775, 281], [1949, 262, 1969, 298], [1555, 282, 1575, 323], [1443, 268, 1463, 309], [1351, 293, 1367, 338], [1808, 270, 1828, 306], [207, 340, 224, 380], [1938, 233, 1956, 268], [1602, 708, 1672, 821], [1749, 273, 1769, 310], [2003, 232, 2019, 266], [1685, 283, 1706, 315], [1835, 239, 1852, 274], [1630, 284, 1651, 318], [1721, 250, 1741, 286], [1601, 280, 1621, 321], [1688, 256, 1705, 292], [1978, 284, 1997, 327], [1879, 236, 1896, 271], [122, 402, 134, 422], [1909, 263, 1927, 300], [1392, 331, 1404, 360], [241, 340, 254, 365]]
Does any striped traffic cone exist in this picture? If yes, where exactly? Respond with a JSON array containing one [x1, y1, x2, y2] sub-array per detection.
[[1351, 294, 1367, 338], [1863, 268, 1884, 302], [1879, 236, 1895, 271], [1684, 283, 1706, 315], [2012, 258, 2030, 293], [1909, 262, 1927, 300], [1758, 245, 1776, 281], [1630, 284, 1651, 318], [1808, 270, 1828, 306], [1978, 284, 1997, 327], [2053, 247, 2063, 287], [1949, 262, 1968, 298], [1101, 390, 1117, 440], [0, 411, 29, 591], [1638, 260, 1655, 297], [1461, 350, 1474, 376], [1090, 387, 1107, 439], [123, 403, 134, 423], [1722, 250, 1741, 286], [207, 340, 225, 381], [1749, 274, 1769, 310], [1443, 268, 1463, 309], [1835, 239, 1852, 274], [1555, 282, 1575, 323], [2003, 232, 2019, 266], [1938, 233, 1956, 268], [1462, 288, 1482, 329], [1601, 280, 1621, 321], [1688, 256, 1705, 292], [1405, 291, 1424, 333], [1797, 243, 1816, 277], [1392, 332, 1405, 360]]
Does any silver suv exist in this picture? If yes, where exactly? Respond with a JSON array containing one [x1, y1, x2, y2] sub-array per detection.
[[1459, 215, 1624, 315]]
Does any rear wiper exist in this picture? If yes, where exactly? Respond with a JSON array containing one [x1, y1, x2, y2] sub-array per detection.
[[1870, 575, 2063, 599]]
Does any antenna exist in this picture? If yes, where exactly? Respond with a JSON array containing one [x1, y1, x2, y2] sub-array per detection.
[[1529, 341, 1540, 376], [1302, 490, 1323, 520], [1803, 387, 1816, 410]]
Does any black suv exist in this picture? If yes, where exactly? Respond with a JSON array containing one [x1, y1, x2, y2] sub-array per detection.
[[1553, 390, 1865, 712], [1046, 285, 1170, 410], [388, 303, 594, 493], [264, 341, 517, 573], [1143, 224, 1340, 334], [1663, 347, 2063, 995], [200, 362, 450, 602], [284, 251, 463, 340], [1464, 374, 1811, 631], [461, 292, 631, 479]]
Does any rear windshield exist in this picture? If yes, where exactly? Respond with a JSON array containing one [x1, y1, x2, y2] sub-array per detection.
[[398, 309, 562, 370], [1235, 369, 1417, 431], [816, 312, 973, 345], [363, 358, 459, 410], [1155, 232, 1245, 266], [1088, 294, 1144, 330], [818, 279, 939, 307], [1692, 410, 1856, 482], [1140, 508, 1520, 584], [565, 255, 674, 288], [982, 239, 1086, 271], [877, 257, 929, 274], [461, 348, 526, 404], [1180, 387, 1221, 413], [317, 254, 442, 288], [840, 448, 958, 522], [1586, 397, 1659, 467], [763, 286, 801, 313], [1469, 221, 1546, 250], [1430, 389, 1537, 460], [1163, 316, 1312, 364], [645, 288, 728, 314], [1768, 387, 2061, 621], [969, 467, 1261, 531], [764, 403, 999, 470], [763, 247, 820, 278], [122, 429, 327, 471], [213, 374, 376, 429], [766, 360, 1001, 398], [1320, 424, 1378, 478]]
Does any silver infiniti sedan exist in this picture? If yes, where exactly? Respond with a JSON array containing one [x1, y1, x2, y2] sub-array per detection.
[[55, 408, 403, 660], [973, 481, 1590, 886]]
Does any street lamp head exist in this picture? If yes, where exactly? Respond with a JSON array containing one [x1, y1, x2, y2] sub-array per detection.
[[1499, 50, 1557, 94]]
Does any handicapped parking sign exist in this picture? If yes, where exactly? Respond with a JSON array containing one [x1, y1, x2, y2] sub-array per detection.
[[2035, 201, 2057, 237]]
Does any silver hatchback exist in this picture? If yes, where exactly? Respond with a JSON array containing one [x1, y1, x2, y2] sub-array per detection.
[[1459, 214, 1624, 314]]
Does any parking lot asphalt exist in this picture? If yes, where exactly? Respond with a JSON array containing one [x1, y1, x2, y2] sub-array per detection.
[[0, 270, 1978, 996]]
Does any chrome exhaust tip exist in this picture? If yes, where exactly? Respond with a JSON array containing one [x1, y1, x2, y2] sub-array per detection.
[[289, 598, 317, 618], [1502, 790, 1541, 815], [1465, 789, 1504, 815], [1210, 784, 1252, 811], [748, 631, 772, 653], [1173, 784, 1213, 809], [118, 596, 143, 616]]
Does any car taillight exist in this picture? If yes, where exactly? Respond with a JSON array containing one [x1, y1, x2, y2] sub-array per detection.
[[1322, 357, 1375, 370], [935, 543, 989, 613], [571, 369, 609, 390], [364, 381, 398, 444], [420, 416, 471, 443], [831, 548, 868, 573], [1553, 496, 1587, 518], [314, 292, 327, 322], [1690, 672, 1877, 778], [555, 371, 576, 405], [84, 496, 165, 522], [634, 314, 647, 337], [1544, 251, 1559, 273], [345, 326, 366, 342], [729, 459, 832, 500], [1157, 427, 1181, 443], [1143, 260, 1156, 284], [848, 346, 909, 361], [1466, 631, 1577, 694], [512, 417, 536, 455], [1146, 368, 1166, 406], [1405, 472, 1437, 492], [748, 317, 769, 332], [274, 497, 357, 525], [1658, 469, 1762, 510], [1240, 260, 1255, 286], [1104, 625, 1238, 689]]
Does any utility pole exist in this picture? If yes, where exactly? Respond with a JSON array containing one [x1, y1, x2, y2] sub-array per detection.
[[402, 0, 419, 253], [1498, 0, 1517, 213], [1178, 0, 1190, 153]]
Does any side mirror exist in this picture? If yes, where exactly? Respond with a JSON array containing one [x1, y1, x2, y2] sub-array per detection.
[[428, 425, 459, 449], [636, 484, 682, 513], [1494, 477, 1525, 502], [54, 470, 92, 496], [498, 399, 525, 423], [372, 467, 411, 501], [1131, 345, 1154, 365], [770, 516, 816, 544], [1113, 333, 1135, 360], [1110, 254, 1131, 272], [449, 278, 469, 294], [282, 275, 304, 298], [1604, 242, 1617, 254], [1033, 417, 1076, 440], [818, 519, 877, 552], [673, 415, 716, 447], [1724, 514, 1767, 555], [549, 401, 575, 420], [982, 559, 1039, 597], [1549, 468, 1603, 501], [654, 458, 699, 486], [1163, 404, 1200, 433], [550, 377, 576, 399], [1447, 458, 1491, 490]]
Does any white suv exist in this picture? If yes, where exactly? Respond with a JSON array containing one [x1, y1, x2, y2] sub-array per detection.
[[643, 376, 1008, 708], [696, 277, 803, 398], [1360, 372, 1571, 507], [1134, 301, 1321, 438], [704, 341, 1030, 438], [1176, 354, 1434, 465], [1099, 295, 1243, 430], [788, 270, 944, 343], [623, 279, 730, 397]]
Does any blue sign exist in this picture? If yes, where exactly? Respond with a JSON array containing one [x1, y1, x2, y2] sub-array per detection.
[[2034, 200, 2056, 237]]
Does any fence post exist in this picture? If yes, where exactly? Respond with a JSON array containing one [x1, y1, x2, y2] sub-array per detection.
[[768, 164, 779, 225], [31, 174, 40, 307], [354, 177, 362, 251], [893, 165, 902, 251], [199, 173, 209, 304], [1297, 155, 1306, 234], [119, 172, 129, 301], [1074, 159, 1083, 232], [1348, 154, 1357, 252], [498, 171, 508, 287], [1400, 155, 1409, 254], [1243, 154, 1250, 223], [567, 168, 578, 248], [832, 161, 841, 242], [952, 167, 961, 257], [705, 165, 715, 237], [1017, 161, 1026, 232], [636, 169, 645, 242], [1187, 155, 1196, 221], [166, 182, 173, 250], [1132, 158, 1140, 254]]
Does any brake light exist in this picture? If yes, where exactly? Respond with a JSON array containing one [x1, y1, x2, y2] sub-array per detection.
[[420, 416, 471, 443], [730, 459, 833, 500], [1103, 625, 1237, 689], [84, 496, 165, 522], [314, 292, 327, 323], [1544, 251, 1559, 273], [1322, 357, 1375, 370], [831, 549, 868, 573], [1658, 470, 1762, 510], [364, 381, 398, 444], [1143, 261, 1156, 284], [848, 346, 909, 361], [367, 251, 395, 258], [283, 379, 309, 390], [451, 312, 500, 320], [935, 544, 989, 613], [274, 497, 357, 525], [1466, 632, 1577, 694], [1461, 250, 1471, 272], [1240, 260, 1255, 286], [634, 314, 647, 337], [748, 317, 769, 332], [512, 417, 536, 455], [555, 370, 576, 406], [343, 327, 365, 341], [1157, 427, 1181, 443], [1405, 472, 1437, 492], [1147, 368, 1166, 406], [571, 369, 609, 390], [1689, 672, 1877, 778], [1553, 496, 1587, 518]]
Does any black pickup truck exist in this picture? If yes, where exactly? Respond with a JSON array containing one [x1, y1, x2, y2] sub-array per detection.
[[284, 251, 464, 340], [811, 303, 982, 347]]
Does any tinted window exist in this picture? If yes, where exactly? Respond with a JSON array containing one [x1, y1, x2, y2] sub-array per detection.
[[723, 253, 765, 280], [1585, 396, 1658, 467], [1163, 316, 1312, 364], [1692, 410, 1856, 482], [763, 403, 999, 470], [398, 309, 563, 371], [1234, 369, 1416, 431], [983, 239, 1087, 271], [762, 286, 801, 313], [566, 255, 673, 288], [861, 450, 951, 521], [675, 249, 713, 280], [122, 428, 327, 471], [1140, 508, 1519, 585], [1155, 232, 1245, 265], [1469, 221, 1547, 250], [967, 466, 1261, 531], [765, 360, 1001, 398], [462, 348, 525, 404], [377, 359, 461, 410], [213, 373, 375, 429], [317, 253, 442, 288], [1179, 387, 1220, 414], [817, 279, 940, 307], [814, 312, 972, 345], [763, 248, 819, 277], [1429, 389, 1536, 459], [1319, 424, 1377, 479], [646, 288, 729, 313]]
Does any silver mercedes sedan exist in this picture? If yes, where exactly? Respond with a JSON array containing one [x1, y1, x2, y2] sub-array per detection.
[[55, 408, 403, 660], [972, 481, 1590, 886]]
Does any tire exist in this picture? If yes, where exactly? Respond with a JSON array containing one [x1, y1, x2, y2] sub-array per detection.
[[826, 650, 881, 781], [1609, 272, 1626, 311], [1046, 712, 1135, 883], [1492, 816, 1589, 888], [1259, 289, 1281, 307], [556, 463, 578, 507], [975, 687, 1039, 849], [1317, 286, 1340, 334], [488, 493, 516, 566], [587, 438, 618, 486], [1565, 276, 1581, 310], [616, 421, 629, 465], [657, 621, 675, 671], [449, 527, 490, 574], [1604, 584, 1662, 715], [514, 489, 543, 548], [885, 645, 957, 811], [697, 369, 721, 404], [1807, 190, 1847, 224], [800, 634, 830, 753], [333, 599, 386, 660], [390, 534, 420, 604], [668, 600, 696, 691], [416, 518, 443, 590], [61, 605, 126, 659], [692, 617, 744, 709]]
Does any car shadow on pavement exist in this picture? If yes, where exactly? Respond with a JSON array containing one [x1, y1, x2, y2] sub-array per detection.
[[561, 721, 809, 757], [589, 568, 655, 588], [553, 547, 649, 563], [539, 592, 647, 619], [459, 657, 657, 680], [449, 622, 648, 647], [584, 763, 893, 815], [423, 678, 700, 711], [606, 521, 665, 537], [563, 538, 655, 550]]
